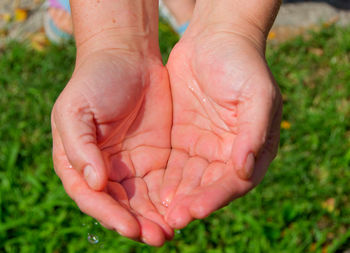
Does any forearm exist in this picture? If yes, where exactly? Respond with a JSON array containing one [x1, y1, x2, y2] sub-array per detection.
[[189, 0, 281, 48], [70, 0, 160, 59]]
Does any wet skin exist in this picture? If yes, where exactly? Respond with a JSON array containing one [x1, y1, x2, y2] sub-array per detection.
[[52, 35, 282, 245], [161, 29, 283, 229], [51, 3, 282, 246]]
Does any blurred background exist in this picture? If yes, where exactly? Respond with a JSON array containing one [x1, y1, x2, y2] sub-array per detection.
[[0, 1, 350, 252]]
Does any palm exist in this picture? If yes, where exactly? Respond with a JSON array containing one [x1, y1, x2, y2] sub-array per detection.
[[52, 51, 173, 245], [162, 34, 282, 228]]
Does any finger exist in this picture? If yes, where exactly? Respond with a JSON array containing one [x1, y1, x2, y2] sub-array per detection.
[[122, 178, 173, 240], [52, 97, 107, 191], [107, 180, 170, 246], [166, 170, 252, 229], [251, 99, 282, 185], [143, 169, 168, 216], [189, 172, 252, 219], [164, 194, 193, 229], [52, 130, 140, 239], [136, 215, 166, 247], [173, 156, 208, 196], [160, 149, 188, 207], [62, 169, 140, 239], [232, 78, 280, 180], [200, 161, 227, 186]]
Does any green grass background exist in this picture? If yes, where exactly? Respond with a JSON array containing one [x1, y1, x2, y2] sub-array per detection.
[[0, 22, 350, 252]]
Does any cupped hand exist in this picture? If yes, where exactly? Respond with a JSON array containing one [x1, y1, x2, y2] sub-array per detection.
[[51, 49, 173, 246], [161, 28, 283, 229]]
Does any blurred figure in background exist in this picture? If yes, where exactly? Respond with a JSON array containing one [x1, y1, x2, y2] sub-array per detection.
[[160, 0, 195, 35]]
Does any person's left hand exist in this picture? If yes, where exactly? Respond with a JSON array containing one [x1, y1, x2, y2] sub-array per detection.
[[161, 25, 283, 229]]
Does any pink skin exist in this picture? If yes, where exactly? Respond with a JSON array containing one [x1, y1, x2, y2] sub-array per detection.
[[51, 0, 282, 245], [161, 25, 283, 229], [46, 1, 196, 37], [51, 0, 174, 246], [51, 50, 173, 246]]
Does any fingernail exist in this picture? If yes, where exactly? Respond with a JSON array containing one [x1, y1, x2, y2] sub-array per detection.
[[238, 153, 255, 180], [84, 165, 97, 189]]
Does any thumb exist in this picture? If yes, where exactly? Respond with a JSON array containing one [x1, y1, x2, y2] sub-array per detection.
[[52, 99, 107, 191], [232, 82, 281, 181]]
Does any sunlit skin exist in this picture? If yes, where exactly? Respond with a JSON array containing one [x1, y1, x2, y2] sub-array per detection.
[[161, 24, 283, 229], [51, 0, 283, 246], [51, 0, 177, 246], [51, 50, 174, 246]]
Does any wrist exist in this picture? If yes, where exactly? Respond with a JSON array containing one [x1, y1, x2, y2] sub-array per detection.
[[71, 0, 160, 62], [187, 0, 281, 50], [75, 29, 161, 64], [186, 20, 267, 52]]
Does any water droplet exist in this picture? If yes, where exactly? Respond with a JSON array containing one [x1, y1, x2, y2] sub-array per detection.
[[162, 200, 169, 207], [87, 233, 99, 244], [188, 86, 194, 91], [82, 223, 86, 227], [94, 221, 99, 226], [68, 165, 73, 169], [176, 230, 182, 234], [202, 98, 207, 102]]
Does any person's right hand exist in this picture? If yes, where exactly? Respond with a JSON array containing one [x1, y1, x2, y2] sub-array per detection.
[[51, 48, 173, 246]]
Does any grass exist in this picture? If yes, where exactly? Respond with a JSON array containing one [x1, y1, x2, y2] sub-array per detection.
[[0, 22, 350, 252]]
